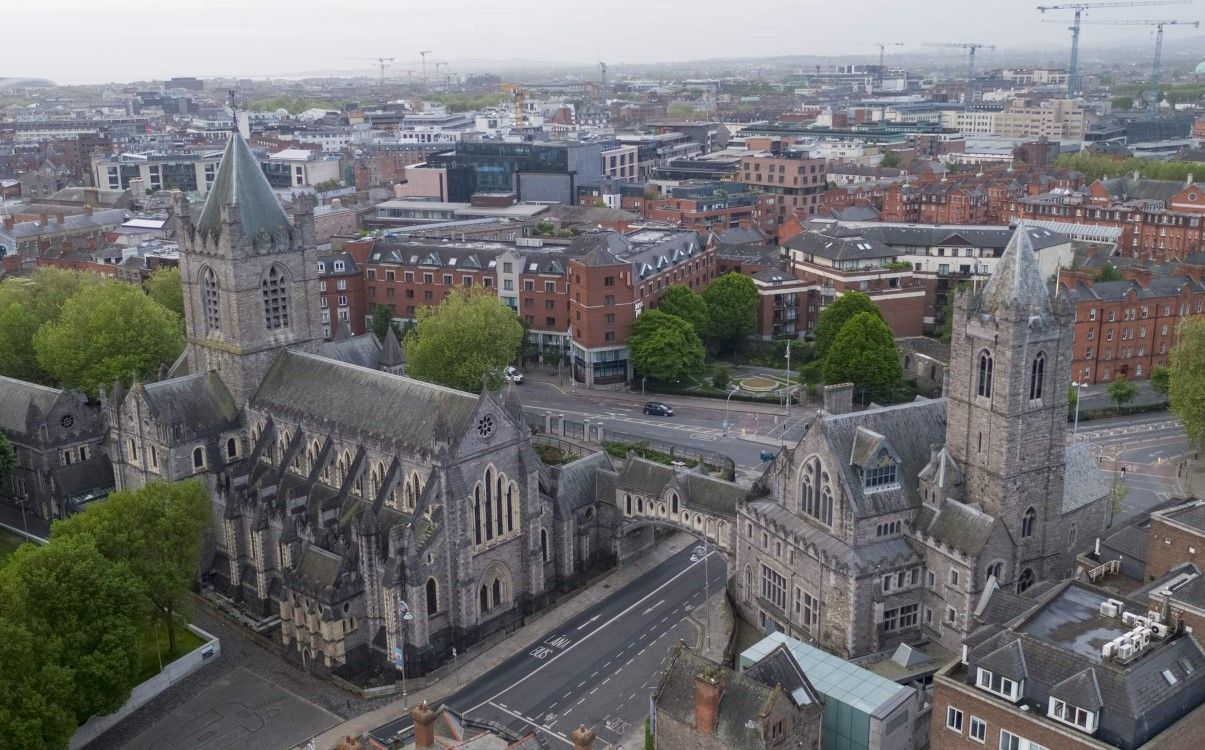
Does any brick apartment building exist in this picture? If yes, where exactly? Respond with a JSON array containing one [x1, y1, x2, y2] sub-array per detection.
[[1010, 176, 1205, 262], [353, 226, 711, 385], [317, 245, 369, 339], [883, 167, 1084, 226], [932, 579, 1205, 750], [735, 152, 827, 231], [1059, 267, 1205, 384], [567, 227, 713, 386], [1143, 499, 1205, 637], [644, 181, 764, 234]]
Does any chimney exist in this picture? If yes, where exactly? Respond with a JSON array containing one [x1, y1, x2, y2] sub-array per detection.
[[409, 700, 436, 749], [39, 213, 49, 227], [822, 383, 855, 415], [55, 212, 65, 225], [2, 216, 13, 231], [694, 668, 723, 736], [570, 724, 596, 750], [83, 203, 94, 217]]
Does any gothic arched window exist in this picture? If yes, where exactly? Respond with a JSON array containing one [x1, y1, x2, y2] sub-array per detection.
[[671, 493, 680, 515], [261, 265, 290, 330], [986, 561, 1004, 583], [192, 446, 205, 470], [479, 584, 489, 614], [1029, 352, 1045, 400], [1021, 507, 1036, 538], [1017, 568, 1035, 593], [202, 266, 220, 332], [540, 528, 549, 563], [977, 350, 993, 398], [426, 578, 438, 614], [226, 437, 238, 459], [473, 485, 483, 546]]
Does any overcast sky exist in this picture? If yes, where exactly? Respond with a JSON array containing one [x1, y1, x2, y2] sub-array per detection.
[[10, 0, 1194, 85]]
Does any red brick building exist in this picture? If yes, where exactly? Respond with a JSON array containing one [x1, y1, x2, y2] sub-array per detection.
[[1059, 269, 1205, 383], [645, 182, 763, 234], [1010, 176, 1205, 262], [318, 243, 370, 338], [735, 152, 827, 231], [932, 579, 1205, 750]]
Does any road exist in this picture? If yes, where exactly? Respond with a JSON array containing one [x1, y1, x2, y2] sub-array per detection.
[[1071, 411, 1188, 524], [370, 545, 728, 749], [517, 378, 808, 478]]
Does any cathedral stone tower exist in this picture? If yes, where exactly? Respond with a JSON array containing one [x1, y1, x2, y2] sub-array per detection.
[[944, 225, 1076, 578], [175, 133, 323, 405]]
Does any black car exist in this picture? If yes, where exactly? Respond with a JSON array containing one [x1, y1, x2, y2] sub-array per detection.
[[642, 401, 674, 416]]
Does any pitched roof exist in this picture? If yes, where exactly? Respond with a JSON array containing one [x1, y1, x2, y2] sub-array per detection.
[[1049, 668, 1104, 711], [140, 371, 239, 432], [195, 132, 289, 238], [1063, 441, 1110, 514], [978, 225, 1052, 321], [921, 498, 998, 555], [252, 350, 479, 450], [0, 376, 63, 436], [379, 327, 404, 369], [319, 334, 381, 369]]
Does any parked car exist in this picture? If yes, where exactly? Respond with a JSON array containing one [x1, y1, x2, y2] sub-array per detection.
[[505, 366, 524, 384], [642, 401, 674, 416]]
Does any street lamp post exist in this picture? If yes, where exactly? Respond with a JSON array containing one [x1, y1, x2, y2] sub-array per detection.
[[784, 340, 793, 419], [690, 544, 712, 653], [394, 599, 414, 708], [1072, 381, 1088, 436], [722, 387, 738, 436]]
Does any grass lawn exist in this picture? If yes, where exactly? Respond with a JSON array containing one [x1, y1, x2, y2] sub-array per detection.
[[0, 528, 27, 566], [135, 621, 206, 683]]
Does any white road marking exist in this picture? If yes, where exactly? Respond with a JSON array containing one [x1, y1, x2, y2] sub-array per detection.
[[576, 615, 600, 630], [642, 599, 665, 615], [485, 702, 573, 746]]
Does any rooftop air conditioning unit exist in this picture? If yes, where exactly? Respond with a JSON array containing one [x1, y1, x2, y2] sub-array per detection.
[[1148, 610, 1164, 623], [1118, 643, 1136, 660], [1122, 611, 1140, 626], [1102, 642, 1116, 659], [1151, 623, 1170, 639], [1107, 598, 1124, 613], [1100, 601, 1120, 617]]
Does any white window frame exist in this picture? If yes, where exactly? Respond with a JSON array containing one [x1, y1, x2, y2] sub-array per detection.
[[1048, 698, 1095, 732], [969, 715, 986, 743], [977, 668, 1021, 702], [946, 706, 964, 732]]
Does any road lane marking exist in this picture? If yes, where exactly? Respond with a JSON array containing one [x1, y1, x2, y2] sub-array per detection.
[[642, 599, 664, 615], [485, 702, 573, 746], [575, 615, 600, 631]]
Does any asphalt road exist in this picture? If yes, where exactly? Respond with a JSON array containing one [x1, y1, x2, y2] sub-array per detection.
[[517, 378, 807, 478], [1071, 411, 1188, 524], [370, 545, 728, 749]]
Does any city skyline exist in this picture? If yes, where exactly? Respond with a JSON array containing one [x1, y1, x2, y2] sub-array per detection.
[[9, 0, 1203, 85]]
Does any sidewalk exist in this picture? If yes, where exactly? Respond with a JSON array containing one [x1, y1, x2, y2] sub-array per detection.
[[300, 534, 696, 750]]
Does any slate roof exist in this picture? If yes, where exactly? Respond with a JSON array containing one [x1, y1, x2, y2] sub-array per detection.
[[615, 455, 677, 496], [51, 454, 115, 508], [2, 208, 127, 239], [379, 328, 404, 369], [252, 350, 479, 450], [1063, 441, 1110, 514], [196, 132, 290, 238], [715, 227, 767, 245], [920, 498, 998, 556], [978, 225, 1052, 322], [965, 580, 1205, 749], [1061, 276, 1205, 304], [654, 644, 782, 750], [0, 376, 63, 436], [294, 545, 342, 589], [831, 222, 1069, 255], [813, 398, 947, 518], [554, 451, 614, 512], [319, 334, 382, 369], [1050, 668, 1104, 711], [139, 372, 239, 434], [1098, 176, 1185, 204], [783, 228, 897, 262], [676, 470, 747, 516], [1158, 499, 1205, 534]]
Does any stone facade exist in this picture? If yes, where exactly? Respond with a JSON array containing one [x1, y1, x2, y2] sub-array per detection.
[[733, 226, 1112, 659]]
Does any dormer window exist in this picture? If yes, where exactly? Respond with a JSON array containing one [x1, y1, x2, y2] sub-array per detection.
[[976, 668, 1020, 701], [334, 260, 345, 272], [864, 463, 897, 490], [1048, 699, 1096, 733]]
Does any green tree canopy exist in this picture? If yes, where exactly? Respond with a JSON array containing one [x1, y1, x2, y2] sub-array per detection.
[[656, 285, 711, 340], [0, 268, 105, 383], [1150, 364, 1171, 397], [822, 312, 903, 401], [812, 290, 884, 358], [702, 273, 758, 352], [0, 614, 77, 750], [52, 480, 210, 653], [628, 310, 705, 382], [371, 303, 394, 343], [1169, 317, 1205, 449], [0, 433, 13, 488], [402, 289, 524, 392], [0, 297, 43, 382], [880, 151, 902, 168], [1108, 375, 1137, 412], [145, 266, 185, 321], [33, 282, 185, 396], [0, 535, 145, 726], [1096, 262, 1123, 282]]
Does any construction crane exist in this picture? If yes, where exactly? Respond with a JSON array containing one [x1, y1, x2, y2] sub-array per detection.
[[874, 43, 904, 87], [433, 61, 449, 86], [924, 43, 995, 102], [1049, 17, 1199, 116], [346, 56, 395, 87], [500, 82, 528, 128], [599, 61, 608, 90], [418, 50, 433, 85], [1036, 1, 1190, 97]]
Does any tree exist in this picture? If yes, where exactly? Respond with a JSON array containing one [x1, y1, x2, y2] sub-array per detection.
[[1108, 375, 1137, 413], [822, 312, 903, 401], [52, 480, 210, 653], [0, 298, 43, 382], [371, 303, 394, 343], [1096, 262, 1123, 282], [1111, 96, 1134, 111], [0, 268, 104, 384], [712, 362, 733, 391], [1150, 364, 1171, 397], [402, 289, 524, 392], [145, 266, 185, 322], [1068, 383, 1079, 414], [702, 273, 758, 352], [812, 291, 884, 358], [0, 535, 145, 726], [0, 614, 77, 750], [0, 433, 13, 489], [656, 285, 711, 341], [627, 310, 705, 382], [880, 151, 902, 168], [33, 282, 185, 396], [1169, 317, 1205, 450]]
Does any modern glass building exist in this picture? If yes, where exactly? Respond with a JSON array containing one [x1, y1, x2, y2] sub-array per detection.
[[740, 632, 920, 750], [427, 141, 607, 203]]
